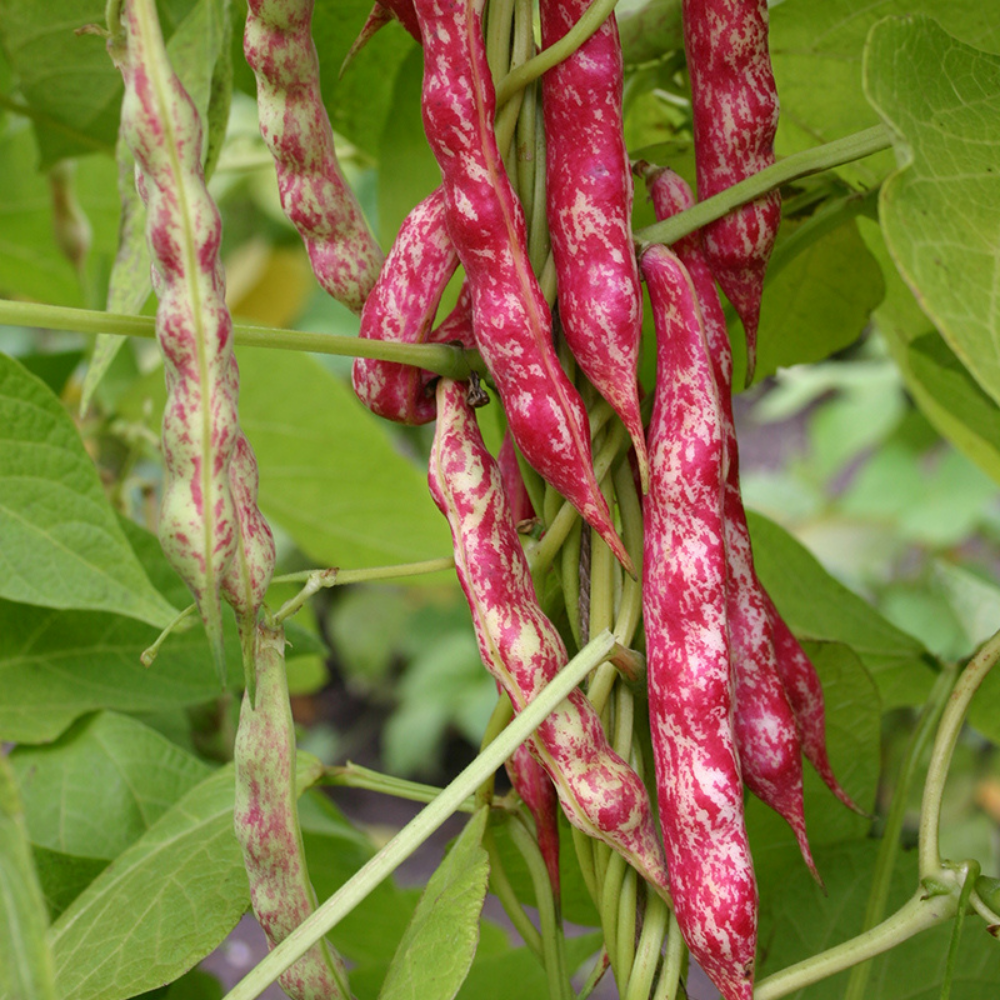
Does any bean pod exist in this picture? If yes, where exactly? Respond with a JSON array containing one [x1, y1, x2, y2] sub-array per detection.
[[684, 0, 781, 380], [540, 0, 648, 490], [429, 377, 670, 897], [244, 0, 383, 314], [414, 0, 632, 574], [642, 165, 816, 877], [234, 624, 351, 1000], [641, 242, 756, 1000]]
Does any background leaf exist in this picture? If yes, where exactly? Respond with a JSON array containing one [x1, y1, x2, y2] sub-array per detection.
[[0, 353, 176, 626], [864, 15, 1000, 408]]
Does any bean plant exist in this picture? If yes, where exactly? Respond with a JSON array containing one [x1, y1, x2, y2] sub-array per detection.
[[1, 0, 999, 999]]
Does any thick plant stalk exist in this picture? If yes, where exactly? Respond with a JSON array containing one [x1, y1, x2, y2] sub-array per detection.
[[234, 623, 351, 1000], [429, 377, 670, 897], [539, 0, 647, 491], [684, 0, 780, 380], [641, 166, 818, 877], [414, 0, 633, 575], [244, 0, 383, 314], [352, 188, 460, 424], [640, 242, 756, 1000], [110, 0, 241, 673]]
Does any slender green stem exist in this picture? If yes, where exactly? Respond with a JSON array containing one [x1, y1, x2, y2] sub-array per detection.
[[271, 557, 454, 589], [611, 461, 644, 648], [322, 763, 478, 812], [600, 851, 628, 987], [220, 630, 619, 1000], [570, 824, 599, 905], [484, 827, 545, 959], [919, 628, 1000, 878], [615, 867, 638, 993], [754, 890, 958, 1000], [576, 947, 610, 1000], [843, 666, 957, 1000], [495, 0, 620, 107], [633, 125, 894, 248], [477, 693, 514, 811], [941, 861, 980, 1000], [626, 890, 669, 1000], [656, 909, 684, 1000], [140, 603, 196, 667], [507, 816, 573, 1000], [0, 299, 485, 378]]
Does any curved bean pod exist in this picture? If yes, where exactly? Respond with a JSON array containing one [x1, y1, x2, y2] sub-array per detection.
[[429, 377, 670, 897], [684, 0, 781, 380], [244, 0, 383, 314], [540, 0, 647, 491], [642, 165, 817, 878], [641, 242, 756, 1000], [414, 0, 632, 574]]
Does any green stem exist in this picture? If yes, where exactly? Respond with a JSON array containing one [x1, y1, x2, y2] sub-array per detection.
[[576, 947, 610, 1000], [754, 889, 958, 1000], [611, 460, 643, 648], [0, 299, 485, 378], [842, 666, 958, 1000], [600, 851, 628, 987], [625, 889, 669, 1000], [632, 125, 893, 248], [483, 827, 545, 959], [322, 763, 478, 812], [507, 816, 573, 1000], [614, 866, 638, 993], [271, 557, 454, 588], [919, 628, 1000, 879], [220, 630, 620, 1000], [656, 909, 684, 1000], [495, 0, 620, 107]]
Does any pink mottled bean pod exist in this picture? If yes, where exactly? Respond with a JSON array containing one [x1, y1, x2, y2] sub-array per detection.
[[429, 377, 670, 897], [234, 624, 351, 1000], [352, 188, 459, 424], [497, 431, 536, 526], [642, 166, 817, 878], [110, 0, 241, 669], [244, 0, 383, 314], [414, 0, 632, 575], [540, 0, 648, 491], [640, 242, 756, 1000], [505, 741, 561, 899], [684, 0, 781, 380]]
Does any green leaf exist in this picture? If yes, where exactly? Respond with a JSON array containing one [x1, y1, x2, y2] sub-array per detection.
[[747, 510, 936, 708], [864, 16, 1000, 408], [31, 847, 109, 921], [0, 353, 176, 626], [769, 0, 1000, 187], [749, 220, 885, 386], [0, 755, 57, 1000], [9, 711, 212, 861], [0, 518, 240, 744], [235, 347, 452, 570], [45, 764, 250, 1000], [379, 808, 489, 1000]]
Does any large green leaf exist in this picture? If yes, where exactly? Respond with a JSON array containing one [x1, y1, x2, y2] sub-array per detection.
[[379, 808, 489, 1000], [44, 764, 248, 1000], [10, 712, 212, 861], [236, 347, 452, 570], [749, 219, 885, 386], [0, 353, 176, 626], [0, 756, 57, 1000], [747, 510, 936, 708], [769, 0, 1000, 187], [864, 16, 1000, 409]]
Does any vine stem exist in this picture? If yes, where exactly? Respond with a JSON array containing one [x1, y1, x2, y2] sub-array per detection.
[[0, 299, 483, 379], [220, 630, 620, 1000], [633, 124, 893, 248], [918, 628, 1000, 878], [754, 889, 958, 1000]]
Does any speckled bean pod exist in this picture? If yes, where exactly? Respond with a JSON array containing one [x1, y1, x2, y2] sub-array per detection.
[[414, 0, 632, 575], [640, 242, 756, 1000], [505, 741, 561, 898], [352, 188, 459, 424], [234, 624, 351, 1000], [244, 0, 383, 314], [111, 0, 241, 667], [539, 0, 647, 491], [497, 431, 536, 526], [642, 166, 817, 878], [683, 0, 780, 379], [429, 377, 670, 897]]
